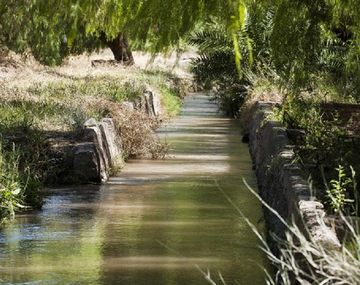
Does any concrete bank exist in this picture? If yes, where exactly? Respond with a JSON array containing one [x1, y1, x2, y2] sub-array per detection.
[[72, 87, 163, 183], [248, 101, 340, 248]]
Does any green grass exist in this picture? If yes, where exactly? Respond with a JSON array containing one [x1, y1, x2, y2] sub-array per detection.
[[0, 144, 23, 221], [27, 76, 144, 103], [159, 85, 182, 117], [0, 70, 185, 132], [141, 69, 185, 117]]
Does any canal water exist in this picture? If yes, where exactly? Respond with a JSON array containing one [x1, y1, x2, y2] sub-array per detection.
[[0, 93, 267, 284]]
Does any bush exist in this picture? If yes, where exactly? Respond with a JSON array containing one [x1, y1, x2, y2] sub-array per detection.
[[0, 143, 42, 222], [278, 96, 360, 215], [0, 144, 24, 220], [101, 103, 168, 160]]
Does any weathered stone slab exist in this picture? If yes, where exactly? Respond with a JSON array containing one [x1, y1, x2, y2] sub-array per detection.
[[133, 88, 162, 118], [99, 118, 123, 167], [73, 117, 123, 183], [83, 119, 109, 182], [121, 101, 135, 112], [144, 87, 162, 117], [73, 143, 100, 182], [299, 200, 340, 248]]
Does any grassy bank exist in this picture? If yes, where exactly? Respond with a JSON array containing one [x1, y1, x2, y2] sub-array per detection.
[[0, 66, 186, 222]]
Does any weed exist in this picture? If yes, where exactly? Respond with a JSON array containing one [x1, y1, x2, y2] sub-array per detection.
[[207, 178, 360, 285], [0, 143, 42, 222], [0, 144, 24, 221], [159, 85, 182, 117], [326, 165, 354, 214]]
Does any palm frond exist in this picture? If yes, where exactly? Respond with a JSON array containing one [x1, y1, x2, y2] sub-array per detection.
[[189, 29, 233, 53]]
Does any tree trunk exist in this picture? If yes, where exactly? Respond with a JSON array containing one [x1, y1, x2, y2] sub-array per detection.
[[100, 33, 134, 65]]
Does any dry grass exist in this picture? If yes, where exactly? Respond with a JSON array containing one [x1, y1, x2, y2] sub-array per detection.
[[0, 49, 195, 87], [0, 53, 187, 134], [204, 178, 360, 285], [115, 110, 168, 159]]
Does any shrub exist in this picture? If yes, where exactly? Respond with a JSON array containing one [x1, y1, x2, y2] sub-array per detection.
[[111, 108, 168, 160], [0, 143, 42, 222], [0, 144, 24, 220], [277, 96, 360, 215]]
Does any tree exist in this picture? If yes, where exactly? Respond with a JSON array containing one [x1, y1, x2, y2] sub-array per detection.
[[0, 0, 246, 65]]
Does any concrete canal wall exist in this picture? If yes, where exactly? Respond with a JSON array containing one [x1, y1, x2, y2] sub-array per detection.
[[248, 101, 340, 248], [72, 88, 163, 183]]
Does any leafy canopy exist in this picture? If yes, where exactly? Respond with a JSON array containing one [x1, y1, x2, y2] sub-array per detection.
[[0, 0, 247, 65]]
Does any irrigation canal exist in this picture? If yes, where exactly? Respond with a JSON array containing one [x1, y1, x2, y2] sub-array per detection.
[[0, 93, 267, 284]]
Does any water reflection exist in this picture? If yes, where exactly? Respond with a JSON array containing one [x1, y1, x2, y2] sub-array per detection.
[[0, 93, 267, 285]]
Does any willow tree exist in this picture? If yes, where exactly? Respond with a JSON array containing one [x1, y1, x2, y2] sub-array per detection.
[[0, 0, 247, 65], [0, 0, 96, 65]]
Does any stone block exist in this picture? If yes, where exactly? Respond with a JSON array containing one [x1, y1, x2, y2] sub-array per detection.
[[133, 88, 162, 118], [299, 200, 341, 248], [83, 122, 110, 182], [73, 117, 123, 183], [73, 143, 100, 182], [121, 101, 134, 112], [248, 101, 341, 249], [100, 118, 123, 167]]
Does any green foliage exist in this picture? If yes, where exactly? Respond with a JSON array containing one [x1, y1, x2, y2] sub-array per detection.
[[265, 0, 360, 96], [0, 144, 25, 221], [158, 86, 182, 117], [0, 0, 99, 65], [0, 0, 247, 65], [190, 24, 237, 85], [189, 2, 277, 116], [189, 22, 252, 116], [283, 98, 345, 162], [327, 165, 354, 214], [190, 0, 360, 104], [270, 1, 327, 84], [278, 96, 360, 216], [0, 104, 47, 211], [1, 0, 360, 87], [0, 142, 42, 222]]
